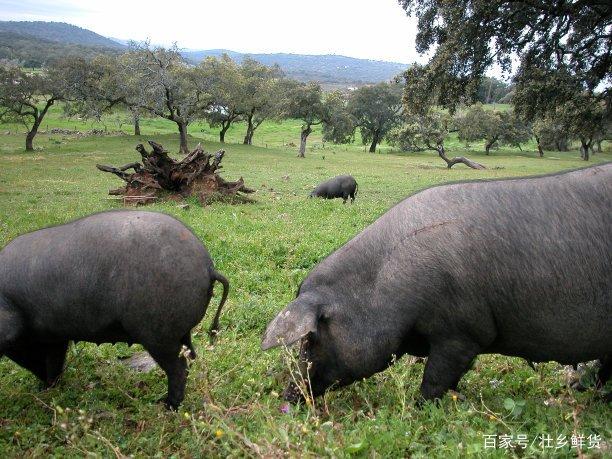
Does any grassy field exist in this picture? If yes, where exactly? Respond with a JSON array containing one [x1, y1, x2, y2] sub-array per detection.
[[0, 113, 611, 457]]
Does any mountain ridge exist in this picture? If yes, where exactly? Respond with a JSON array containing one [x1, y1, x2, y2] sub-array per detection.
[[0, 21, 408, 85]]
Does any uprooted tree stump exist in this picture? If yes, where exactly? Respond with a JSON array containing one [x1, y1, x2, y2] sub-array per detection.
[[96, 141, 255, 205]]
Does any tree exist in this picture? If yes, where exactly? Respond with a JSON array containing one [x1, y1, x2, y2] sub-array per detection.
[[238, 58, 284, 145], [202, 55, 245, 143], [561, 96, 607, 161], [455, 104, 531, 154], [321, 91, 355, 145], [392, 112, 486, 169], [398, 0, 611, 111], [532, 116, 570, 156], [401, 64, 485, 169], [0, 62, 65, 150], [285, 84, 355, 157], [349, 82, 403, 152], [122, 44, 214, 154], [58, 55, 140, 132], [513, 63, 608, 160], [476, 77, 512, 104]]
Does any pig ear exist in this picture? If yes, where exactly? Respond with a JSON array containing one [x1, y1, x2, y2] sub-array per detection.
[[261, 300, 318, 350]]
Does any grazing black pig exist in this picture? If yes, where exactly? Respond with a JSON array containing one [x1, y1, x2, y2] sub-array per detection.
[[309, 175, 358, 203], [263, 164, 611, 403], [0, 210, 229, 409]]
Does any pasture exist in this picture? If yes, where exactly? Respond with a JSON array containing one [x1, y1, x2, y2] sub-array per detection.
[[0, 113, 610, 457]]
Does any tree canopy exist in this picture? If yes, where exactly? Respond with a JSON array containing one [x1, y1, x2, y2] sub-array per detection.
[[122, 44, 215, 154], [0, 62, 66, 150], [349, 82, 403, 152], [398, 0, 611, 109]]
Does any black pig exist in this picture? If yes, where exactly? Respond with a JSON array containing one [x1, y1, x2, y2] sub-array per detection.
[[263, 164, 611, 403], [309, 175, 358, 203], [0, 210, 229, 409]]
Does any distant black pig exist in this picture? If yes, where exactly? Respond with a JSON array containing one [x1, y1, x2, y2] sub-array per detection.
[[263, 164, 611, 403], [0, 210, 229, 409], [309, 175, 358, 203]]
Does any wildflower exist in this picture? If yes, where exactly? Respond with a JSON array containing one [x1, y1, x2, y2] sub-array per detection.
[[215, 429, 224, 438], [279, 403, 290, 414]]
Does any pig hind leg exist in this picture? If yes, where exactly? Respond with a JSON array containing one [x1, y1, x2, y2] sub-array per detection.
[[145, 342, 188, 410], [0, 297, 23, 352], [180, 333, 196, 360], [420, 338, 480, 401]]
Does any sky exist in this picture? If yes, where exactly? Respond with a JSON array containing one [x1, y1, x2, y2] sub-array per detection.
[[0, 0, 428, 64]]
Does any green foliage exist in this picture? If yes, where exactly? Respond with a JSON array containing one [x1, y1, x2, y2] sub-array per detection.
[[0, 61, 68, 149], [200, 55, 245, 139], [236, 58, 286, 144], [389, 112, 450, 153], [285, 81, 326, 126], [476, 77, 512, 104], [349, 82, 403, 152], [533, 117, 571, 152], [322, 91, 355, 145], [398, 0, 611, 110], [455, 104, 531, 153]]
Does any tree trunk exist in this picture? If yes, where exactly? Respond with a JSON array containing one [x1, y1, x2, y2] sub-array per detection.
[[556, 138, 568, 151], [298, 124, 312, 158], [133, 113, 141, 136], [369, 131, 380, 153], [485, 135, 498, 155], [596, 140, 602, 152], [243, 113, 254, 145], [177, 121, 189, 154], [535, 135, 544, 157], [219, 121, 230, 143], [580, 138, 591, 161], [25, 99, 54, 151], [435, 144, 485, 170], [25, 129, 36, 151]]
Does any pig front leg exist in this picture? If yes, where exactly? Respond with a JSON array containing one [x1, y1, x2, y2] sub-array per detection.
[[5, 340, 68, 388], [45, 341, 69, 387], [419, 338, 480, 402], [5, 342, 48, 383]]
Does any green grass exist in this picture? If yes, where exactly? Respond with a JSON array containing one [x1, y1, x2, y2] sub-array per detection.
[[0, 117, 611, 457]]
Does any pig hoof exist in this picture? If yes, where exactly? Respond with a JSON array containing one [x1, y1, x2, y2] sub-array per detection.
[[157, 396, 180, 411], [570, 380, 588, 392], [282, 383, 304, 404]]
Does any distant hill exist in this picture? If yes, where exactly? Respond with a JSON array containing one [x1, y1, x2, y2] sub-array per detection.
[[0, 21, 124, 67], [0, 21, 124, 49], [0, 21, 407, 86], [183, 49, 407, 86]]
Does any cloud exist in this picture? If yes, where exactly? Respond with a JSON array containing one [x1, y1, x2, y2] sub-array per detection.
[[0, 0, 93, 20]]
